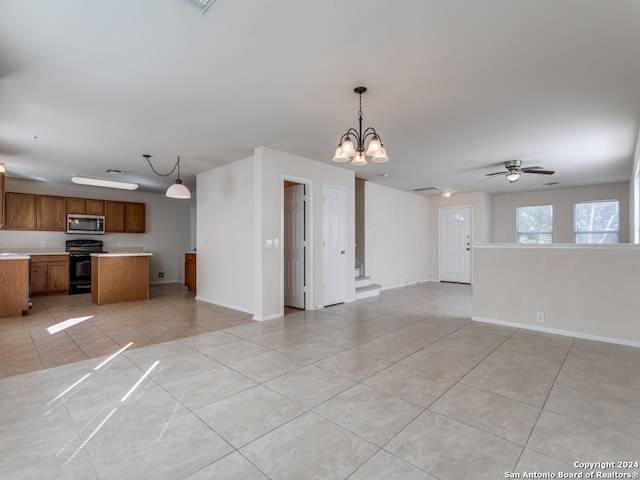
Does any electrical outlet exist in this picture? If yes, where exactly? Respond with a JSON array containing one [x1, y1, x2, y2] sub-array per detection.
[[40, 240, 46, 247], [536, 311, 545, 323], [158, 272, 164, 278]]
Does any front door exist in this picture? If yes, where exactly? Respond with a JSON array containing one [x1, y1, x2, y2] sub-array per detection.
[[438, 206, 472, 283], [284, 183, 305, 309], [323, 185, 346, 306]]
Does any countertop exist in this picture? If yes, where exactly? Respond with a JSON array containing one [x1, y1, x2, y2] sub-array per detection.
[[91, 252, 153, 257], [0, 253, 31, 260], [0, 249, 69, 256]]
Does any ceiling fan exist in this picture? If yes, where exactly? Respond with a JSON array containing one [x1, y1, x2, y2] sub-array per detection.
[[480, 159, 555, 183]]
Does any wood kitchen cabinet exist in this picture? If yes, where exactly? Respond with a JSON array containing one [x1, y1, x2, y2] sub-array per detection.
[[30, 255, 69, 295], [38, 195, 67, 231], [105, 201, 145, 233], [4, 192, 37, 230], [185, 252, 196, 292], [125, 202, 145, 233], [105, 201, 125, 232], [67, 197, 105, 215], [0, 171, 5, 227], [0, 258, 30, 317]]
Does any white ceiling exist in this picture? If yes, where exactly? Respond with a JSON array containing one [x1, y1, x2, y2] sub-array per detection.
[[1, 0, 639, 196]]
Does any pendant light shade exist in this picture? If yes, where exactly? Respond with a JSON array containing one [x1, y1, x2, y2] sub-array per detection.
[[166, 180, 191, 199]]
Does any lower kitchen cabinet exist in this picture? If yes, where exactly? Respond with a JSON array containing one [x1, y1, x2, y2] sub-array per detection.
[[185, 252, 196, 292], [31, 255, 69, 295]]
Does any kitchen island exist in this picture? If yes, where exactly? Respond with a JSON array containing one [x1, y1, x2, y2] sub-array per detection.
[[91, 252, 153, 306], [0, 254, 30, 317]]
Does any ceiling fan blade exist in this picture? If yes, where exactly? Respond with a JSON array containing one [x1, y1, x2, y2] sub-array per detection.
[[523, 168, 555, 175], [477, 174, 504, 183]]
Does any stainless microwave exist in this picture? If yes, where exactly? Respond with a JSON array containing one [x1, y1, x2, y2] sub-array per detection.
[[67, 214, 106, 235]]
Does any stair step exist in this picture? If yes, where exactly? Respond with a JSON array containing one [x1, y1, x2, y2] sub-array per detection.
[[355, 275, 370, 288], [356, 283, 381, 300]]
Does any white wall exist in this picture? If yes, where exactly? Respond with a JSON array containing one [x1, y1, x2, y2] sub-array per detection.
[[363, 182, 430, 289], [195, 147, 355, 320], [0, 178, 192, 283], [473, 244, 640, 346], [492, 182, 630, 243], [427, 191, 492, 280], [257, 147, 355, 319], [196, 156, 255, 313]]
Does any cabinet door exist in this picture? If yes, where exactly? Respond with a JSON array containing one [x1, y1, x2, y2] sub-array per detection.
[[38, 195, 66, 231], [5, 192, 37, 230], [48, 263, 69, 292], [31, 264, 48, 294], [87, 199, 105, 215], [185, 253, 196, 291], [125, 202, 145, 233], [67, 197, 86, 214], [105, 201, 125, 232], [0, 171, 5, 228]]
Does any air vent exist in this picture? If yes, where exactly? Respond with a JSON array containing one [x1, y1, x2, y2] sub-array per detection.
[[411, 186, 440, 192], [543, 182, 559, 186], [105, 169, 127, 174], [180, 0, 216, 14]]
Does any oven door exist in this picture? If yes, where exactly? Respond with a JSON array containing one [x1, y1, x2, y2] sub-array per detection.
[[69, 253, 92, 294]]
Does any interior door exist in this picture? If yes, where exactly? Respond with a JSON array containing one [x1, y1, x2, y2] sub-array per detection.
[[323, 185, 346, 306], [284, 184, 305, 309], [438, 206, 472, 283]]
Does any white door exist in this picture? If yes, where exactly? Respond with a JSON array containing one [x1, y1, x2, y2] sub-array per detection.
[[438, 206, 472, 283], [284, 184, 305, 309], [323, 185, 346, 306]]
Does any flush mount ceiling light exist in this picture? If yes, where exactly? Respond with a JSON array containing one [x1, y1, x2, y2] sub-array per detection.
[[71, 176, 139, 190], [180, 0, 216, 14], [144, 154, 191, 199], [332, 87, 389, 166]]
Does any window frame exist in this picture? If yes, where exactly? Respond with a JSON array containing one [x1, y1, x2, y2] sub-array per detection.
[[573, 199, 620, 244], [516, 204, 553, 244]]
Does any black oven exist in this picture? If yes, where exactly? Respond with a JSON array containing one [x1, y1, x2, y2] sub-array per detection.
[[66, 240, 103, 294]]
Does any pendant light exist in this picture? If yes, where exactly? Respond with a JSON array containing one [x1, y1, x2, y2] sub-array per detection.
[[144, 154, 191, 199], [332, 86, 389, 165]]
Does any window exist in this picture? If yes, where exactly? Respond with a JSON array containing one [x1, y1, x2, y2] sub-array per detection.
[[574, 200, 619, 243], [517, 205, 553, 243]]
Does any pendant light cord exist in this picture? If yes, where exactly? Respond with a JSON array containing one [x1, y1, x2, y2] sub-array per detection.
[[144, 154, 180, 177]]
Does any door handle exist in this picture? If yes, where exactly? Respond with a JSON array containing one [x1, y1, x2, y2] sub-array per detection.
[[341, 250, 346, 254]]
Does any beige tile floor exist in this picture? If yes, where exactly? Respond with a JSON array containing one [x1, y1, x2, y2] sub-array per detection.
[[1, 282, 639, 479]]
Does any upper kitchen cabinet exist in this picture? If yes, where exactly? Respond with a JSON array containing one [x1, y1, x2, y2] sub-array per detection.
[[38, 195, 67, 231], [105, 201, 145, 233], [105, 201, 125, 232], [67, 197, 105, 216], [4, 192, 37, 230], [87, 199, 105, 216], [125, 202, 145, 233]]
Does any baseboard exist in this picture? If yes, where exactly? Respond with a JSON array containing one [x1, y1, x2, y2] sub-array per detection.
[[149, 279, 177, 285], [472, 316, 640, 349], [194, 295, 254, 316]]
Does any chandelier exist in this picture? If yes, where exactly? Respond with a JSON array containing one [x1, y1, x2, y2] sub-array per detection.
[[332, 86, 389, 165], [143, 154, 191, 199]]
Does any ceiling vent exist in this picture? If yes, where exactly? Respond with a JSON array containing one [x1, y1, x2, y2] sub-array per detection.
[[180, 0, 216, 14], [411, 186, 440, 192]]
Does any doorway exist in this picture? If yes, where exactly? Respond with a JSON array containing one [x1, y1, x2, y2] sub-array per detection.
[[438, 206, 472, 283], [283, 180, 308, 311]]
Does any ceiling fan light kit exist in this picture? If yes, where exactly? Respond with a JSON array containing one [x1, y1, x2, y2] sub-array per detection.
[[332, 87, 389, 166]]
